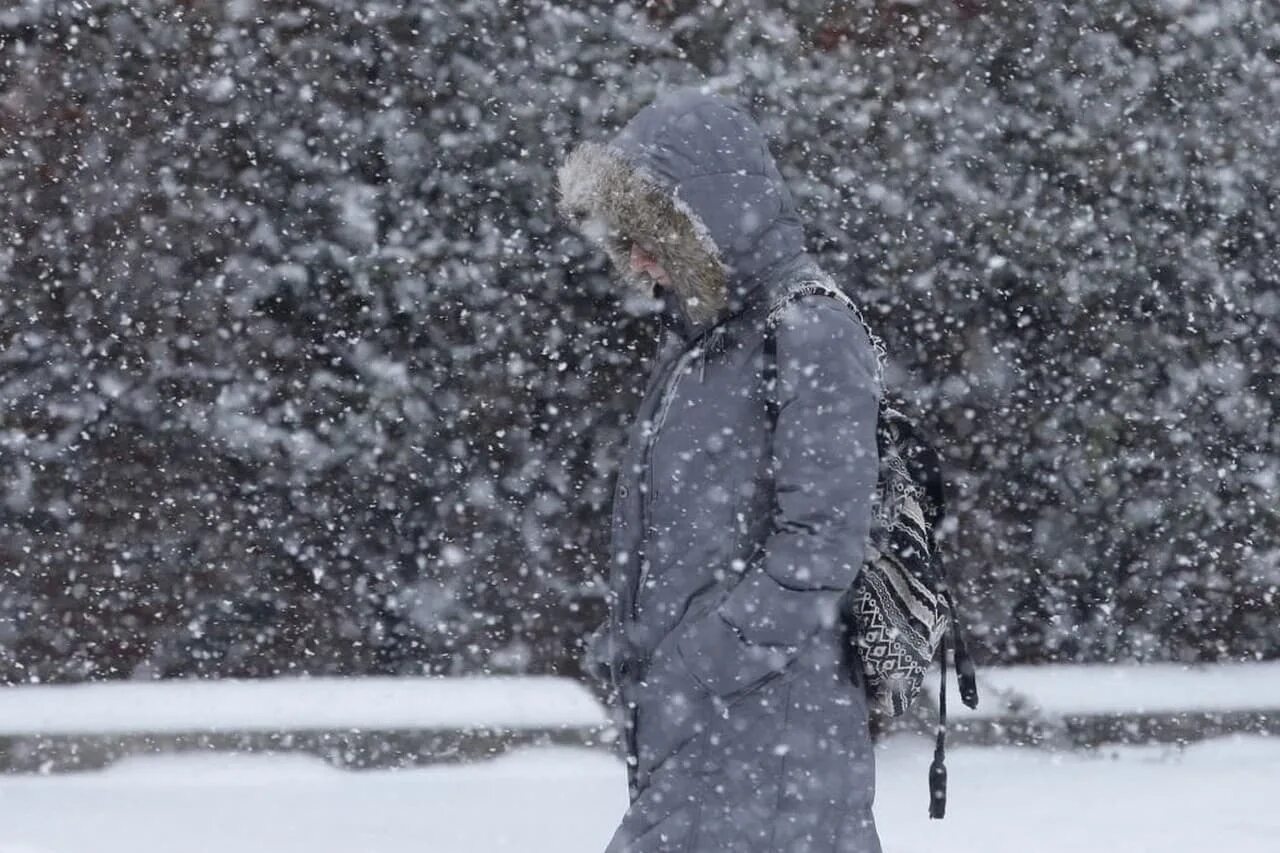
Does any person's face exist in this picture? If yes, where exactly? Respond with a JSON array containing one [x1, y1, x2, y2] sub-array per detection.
[[629, 242, 671, 288]]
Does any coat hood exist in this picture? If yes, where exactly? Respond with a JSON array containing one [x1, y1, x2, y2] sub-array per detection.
[[556, 86, 810, 341]]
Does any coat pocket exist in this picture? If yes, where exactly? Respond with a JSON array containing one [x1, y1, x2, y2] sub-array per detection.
[[674, 602, 810, 704], [608, 794, 702, 853], [688, 672, 794, 777]]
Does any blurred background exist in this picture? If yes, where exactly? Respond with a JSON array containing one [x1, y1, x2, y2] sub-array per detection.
[[2, 0, 1275, 686]]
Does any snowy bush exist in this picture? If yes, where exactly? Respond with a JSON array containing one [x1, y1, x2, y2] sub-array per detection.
[[0, 0, 1275, 682]]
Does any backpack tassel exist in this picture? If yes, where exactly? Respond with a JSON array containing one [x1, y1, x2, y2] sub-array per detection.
[[929, 732, 948, 819], [953, 621, 980, 710]]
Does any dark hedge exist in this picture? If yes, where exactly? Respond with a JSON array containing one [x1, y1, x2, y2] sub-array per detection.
[[0, 0, 1275, 683]]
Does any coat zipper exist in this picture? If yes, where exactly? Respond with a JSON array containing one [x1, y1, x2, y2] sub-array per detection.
[[632, 343, 701, 616], [630, 328, 724, 619]]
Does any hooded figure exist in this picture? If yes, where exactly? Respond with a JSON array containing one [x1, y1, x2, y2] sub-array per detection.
[[557, 87, 883, 853]]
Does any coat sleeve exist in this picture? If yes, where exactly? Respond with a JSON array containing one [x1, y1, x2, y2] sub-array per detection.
[[674, 295, 881, 700]]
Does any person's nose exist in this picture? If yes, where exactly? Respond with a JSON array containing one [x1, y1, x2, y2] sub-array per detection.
[[629, 242, 649, 273], [630, 243, 668, 286]]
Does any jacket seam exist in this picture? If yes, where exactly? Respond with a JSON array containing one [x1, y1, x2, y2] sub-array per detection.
[[683, 797, 704, 853], [684, 168, 770, 180], [768, 679, 794, 851]]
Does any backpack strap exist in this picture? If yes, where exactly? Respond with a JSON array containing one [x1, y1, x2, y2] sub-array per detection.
[[929, 603, 979, 818], [930, 633, 950, 818], [762, 277, 878, 430], [761, 280, 834, 440], [764, 278, 888, 394], [763, 318, 780, 426]]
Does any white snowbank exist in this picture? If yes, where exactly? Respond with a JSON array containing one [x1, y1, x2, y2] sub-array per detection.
[[4, 661, 1276, 738], [0, 676, 608, 736], [950, 660, 1280, 718]]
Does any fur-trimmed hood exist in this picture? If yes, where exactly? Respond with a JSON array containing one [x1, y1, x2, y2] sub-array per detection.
[[556, 86, 809, 340]]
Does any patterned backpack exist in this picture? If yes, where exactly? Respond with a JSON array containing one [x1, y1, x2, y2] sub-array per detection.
[[763, 276, 979, 819]]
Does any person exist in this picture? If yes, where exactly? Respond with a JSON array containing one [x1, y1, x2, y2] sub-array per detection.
[[556, 86, 883, 853]]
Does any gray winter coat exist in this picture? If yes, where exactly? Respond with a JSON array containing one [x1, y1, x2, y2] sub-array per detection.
[[557, 87, 883, 853]]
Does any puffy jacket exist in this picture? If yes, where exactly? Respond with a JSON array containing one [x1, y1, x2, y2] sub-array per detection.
[[558, 85, 883, 853]]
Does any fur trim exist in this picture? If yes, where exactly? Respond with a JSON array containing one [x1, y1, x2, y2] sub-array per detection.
[[556, 141, 728, 327]]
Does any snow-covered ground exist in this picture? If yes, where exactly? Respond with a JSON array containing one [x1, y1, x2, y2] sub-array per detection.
[[0, 734, 1274, 853]]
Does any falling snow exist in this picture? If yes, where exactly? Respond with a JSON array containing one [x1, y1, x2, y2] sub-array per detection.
[[0, 2, 1276, 848]]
